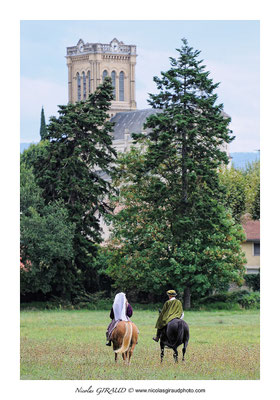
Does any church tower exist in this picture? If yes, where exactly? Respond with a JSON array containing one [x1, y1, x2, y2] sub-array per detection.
[[66, 38, 137, 117]]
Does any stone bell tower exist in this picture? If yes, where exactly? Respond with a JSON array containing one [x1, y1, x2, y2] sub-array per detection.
[[66, 38, 137, 117]]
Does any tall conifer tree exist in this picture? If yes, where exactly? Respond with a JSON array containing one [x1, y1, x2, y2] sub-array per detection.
[[108, 40, 246, 307], [32, 78, 117, 298], [39, 106, 48, 140]]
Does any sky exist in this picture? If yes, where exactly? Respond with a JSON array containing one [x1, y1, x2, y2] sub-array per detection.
[[20, 20, 260, 152]]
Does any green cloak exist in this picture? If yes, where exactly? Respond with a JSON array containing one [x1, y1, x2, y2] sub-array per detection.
[[155, 299, 183, 329]]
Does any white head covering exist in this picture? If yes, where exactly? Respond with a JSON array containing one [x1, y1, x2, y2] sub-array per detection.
[[113, 292, 128, 321]]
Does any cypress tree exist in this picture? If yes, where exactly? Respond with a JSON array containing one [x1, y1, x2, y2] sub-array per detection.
[[39, 106, 48, 140]]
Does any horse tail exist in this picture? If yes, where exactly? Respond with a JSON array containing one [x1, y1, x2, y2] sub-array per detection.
[[174, 320, 184, 347], [185, 324, 190, 345], [114, 322, 132, 354]]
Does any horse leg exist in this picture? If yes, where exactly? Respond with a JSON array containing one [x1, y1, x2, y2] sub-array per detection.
[[128, 342, 136, 365], [160, 343, 165, 363], [128, 348, 132, 365], [173, 348, 178, 363], [115, 353, 118, 363], [182, 328, 189, 361], [127, 325, 138, 365], [182, 345, 186, 362]]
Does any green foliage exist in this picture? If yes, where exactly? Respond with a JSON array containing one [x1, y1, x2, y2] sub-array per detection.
[[106, 40, 246, 308], [244, 272, 260, 291], [21, 140, 50, 170], [20, 163, 76, 296], [21, 78, 117, 299], [220, 160, 260, 222], [199, 290, 250, 304], [221, 161, 260, 222], [219, 167, 247, 222], [226, 290, 252, 303], [252, 182, 260, 220], [238, 292, 260, 309], [200, 302, 241, 311], [34, 78, 116, 248], [244, 160, 260, 219], [20, 298, 163, 311], [198, 290, 259, 310]]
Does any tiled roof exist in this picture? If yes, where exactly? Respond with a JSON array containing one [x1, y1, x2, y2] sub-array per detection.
[[242, 218, 260, 241]]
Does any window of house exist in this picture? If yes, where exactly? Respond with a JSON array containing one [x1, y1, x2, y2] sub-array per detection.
[[102, 70, 108, 81], [253, 242, 260, 256], [119, 71, 124, 101], [111, 71, 116, 99], [77, 73, 81, 101]]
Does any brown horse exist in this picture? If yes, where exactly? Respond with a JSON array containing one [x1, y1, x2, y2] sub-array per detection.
[[110, 321, 138, 364]]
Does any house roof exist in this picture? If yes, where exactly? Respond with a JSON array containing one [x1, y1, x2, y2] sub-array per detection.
[[111, 108, 160, 140], [242, 218, 260, 241], [111, 108, 230, 141]]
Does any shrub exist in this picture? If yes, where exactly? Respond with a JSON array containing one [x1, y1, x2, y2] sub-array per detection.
[[238, 292, 260, 309], [200, 290, 250, 305], [200, 302, 241, 311], [245, 273, 260, 291], [227, 290, 251, 303], [197, 290, 258, 310], [200, 293, 229, 304]]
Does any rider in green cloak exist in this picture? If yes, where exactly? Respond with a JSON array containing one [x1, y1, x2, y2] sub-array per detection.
[[153, 289, 184, 342]]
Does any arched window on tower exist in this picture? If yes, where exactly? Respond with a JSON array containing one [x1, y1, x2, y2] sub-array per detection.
[[88, 71, 91, 94], [82, 72, 86, 100], [102, 70, 108, 81], [119, 71, 124, 101], [111, 71, 116, 100], [77, 73, 81, 101]]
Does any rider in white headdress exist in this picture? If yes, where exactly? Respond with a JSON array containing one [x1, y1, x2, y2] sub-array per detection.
[[112, 293, 130, 321], [106, 292, 133, 346]]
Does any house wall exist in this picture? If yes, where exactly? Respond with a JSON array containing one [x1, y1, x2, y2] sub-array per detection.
[[241, 241, 260, 274]]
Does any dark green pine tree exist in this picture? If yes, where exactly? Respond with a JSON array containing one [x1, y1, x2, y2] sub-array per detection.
[[32, 78, 117, 298], [39, 106, 48, 140], [143, 39, 246, 308], [109, 39, 246, 308]]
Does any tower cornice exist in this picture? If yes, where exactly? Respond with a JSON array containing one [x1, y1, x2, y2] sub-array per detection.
[[66, 38, 137, 57]]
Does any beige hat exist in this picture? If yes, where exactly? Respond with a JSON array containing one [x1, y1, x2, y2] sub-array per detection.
[[166, 290, 177, 296]]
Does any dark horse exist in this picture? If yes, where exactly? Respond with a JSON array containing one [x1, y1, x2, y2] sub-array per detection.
[[110, 321, 138, 365], [159, 318, 189, 363]]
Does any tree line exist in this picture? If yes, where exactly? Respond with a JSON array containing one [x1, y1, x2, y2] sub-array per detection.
[[20, 39, 259, 308]]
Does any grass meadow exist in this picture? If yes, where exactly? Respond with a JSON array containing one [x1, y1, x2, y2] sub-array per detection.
[[20, 309, 260, 380]]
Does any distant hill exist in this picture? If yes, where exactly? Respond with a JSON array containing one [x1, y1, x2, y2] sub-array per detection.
[[20, 142, 260, 170], [230, 152, 260, 169]]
